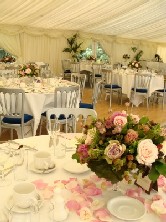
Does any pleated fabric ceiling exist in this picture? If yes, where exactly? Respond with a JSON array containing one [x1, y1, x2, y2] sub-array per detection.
[[0, 0, 166, 43]]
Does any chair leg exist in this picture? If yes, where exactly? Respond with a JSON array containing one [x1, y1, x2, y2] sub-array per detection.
[[39, 118, 43, 135], [10, 129, 14, 140]]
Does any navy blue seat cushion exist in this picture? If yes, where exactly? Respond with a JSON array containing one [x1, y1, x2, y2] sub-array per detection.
[[41, 112, 72, 120], [64, 70, 71, 73], [156, 89, 165, 93], [131, 88, 147, 93], [95, 74, 102, 77], [2, 114, 33, 124], [104, 84, 121, 89], [79, 102, 93, 109]]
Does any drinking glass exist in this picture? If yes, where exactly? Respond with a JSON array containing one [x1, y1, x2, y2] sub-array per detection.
[[48, 122, 60, 156]]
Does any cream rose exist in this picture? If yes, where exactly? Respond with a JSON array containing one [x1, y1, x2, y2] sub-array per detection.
[[104, 140, 126, 160], [130, 114, 140, 124], [136, 139, 158, 166], [113, 116, 127, 127], [85, 128, 96, 145]]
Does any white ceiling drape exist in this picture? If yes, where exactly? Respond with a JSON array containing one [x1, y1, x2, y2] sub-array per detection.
[[1, 0, 166, 43]]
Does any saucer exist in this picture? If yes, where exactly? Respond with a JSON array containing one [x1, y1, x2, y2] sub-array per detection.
[[107, 196, 145, 220], [29, 161, 56, 174], [63, 159, 90, 174], [6, 194, 43, 214]]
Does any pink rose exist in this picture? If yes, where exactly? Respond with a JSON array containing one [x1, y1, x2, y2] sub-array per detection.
[[25, 68, 31, 74], [113, 115, 127, 127], [105, 111, 127, 128], [136, 139, 158, 166], [77, 144, 89, 163], [95, 121, 106, 134], [124, 129, 138, 144], [104, 140, 126, 160]]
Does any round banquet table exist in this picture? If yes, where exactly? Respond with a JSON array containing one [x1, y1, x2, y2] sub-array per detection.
[[0, 134, 165, 222], [0, 78, 79, 137], [112, 69, 164, 106]]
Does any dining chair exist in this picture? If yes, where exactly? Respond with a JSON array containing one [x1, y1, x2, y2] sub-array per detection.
[[152, 74, 166, 108], [130, 72, 153, 108], [79, 80, 103, 110], [61, 59, 72, 80], [46, 107, 97, 133], [91, 63, 103, 88], [39, 85, 80, 134], [0, 88, 34, 139], [70, 62, 80, 73], [39, 64, 49, 77], [71, 73, 86, 99], [103, 69, 122, 107]]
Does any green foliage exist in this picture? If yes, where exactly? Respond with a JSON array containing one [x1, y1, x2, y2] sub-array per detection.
[[87, 159, 124, 184], [63, 33, 85, 61]]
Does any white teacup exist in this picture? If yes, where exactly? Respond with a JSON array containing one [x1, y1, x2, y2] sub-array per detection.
[[13, 182, 37, 208], [34, 151, 52, 170]]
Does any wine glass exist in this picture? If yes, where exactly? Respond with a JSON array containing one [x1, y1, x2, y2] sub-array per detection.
[[0, 149, 13, 186], [48, 122, 60, 156]]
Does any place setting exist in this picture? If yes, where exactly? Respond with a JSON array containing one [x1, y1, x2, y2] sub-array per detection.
[[29, 151, 56, 174], [5, 182, 43, 221]]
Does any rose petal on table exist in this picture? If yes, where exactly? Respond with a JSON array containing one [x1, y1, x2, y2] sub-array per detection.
[[161, 214, 166, 222], [41, 188, 54, 199], [65, 180, 79, 190], [151, 199, 166, 214], [66, 200, 81, 211], [152, 194, 162, 201], [94, 208, 111, 221], [91, 199, 105, 210], [79, 207, 93, 221], [158, 175, 166, 187], [90, 175, 101, 182], [32, 179, 48, 190], [84, 187, 102, 196]]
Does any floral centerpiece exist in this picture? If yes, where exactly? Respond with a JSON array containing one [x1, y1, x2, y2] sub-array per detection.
[[72, 110, 166, 185], [0, 55, 16, 63], [123, 54, 130, 60], [18, 63, 39, 77], [128, 60, 142, 69], [87, 55, 96, 61]]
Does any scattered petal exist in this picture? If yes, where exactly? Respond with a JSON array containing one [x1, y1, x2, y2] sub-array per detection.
[[66, 200, 81, 211], [151, 199, 166, 215], [79, 207, 93, 221]]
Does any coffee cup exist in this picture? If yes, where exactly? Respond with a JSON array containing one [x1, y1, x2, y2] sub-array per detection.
[[13, 182, 38, 208], [34, 151, 52, 170]]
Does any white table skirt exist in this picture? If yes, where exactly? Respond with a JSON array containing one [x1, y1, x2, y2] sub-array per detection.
[[0, 79, 80, 138], [0, 134, 164, 222], [112, 69, 164, 106]]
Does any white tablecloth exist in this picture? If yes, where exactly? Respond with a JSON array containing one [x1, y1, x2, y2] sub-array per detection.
[[0, 134, 164, 222], [0, 79, 79, 137], [112, 69, 164, 106]]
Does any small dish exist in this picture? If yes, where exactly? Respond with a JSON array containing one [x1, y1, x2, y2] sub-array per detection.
[[107, 196, 145, 220], [29, 161, 56, 174], [6, 194, 43, 214], [63, 159, 90, 174]]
